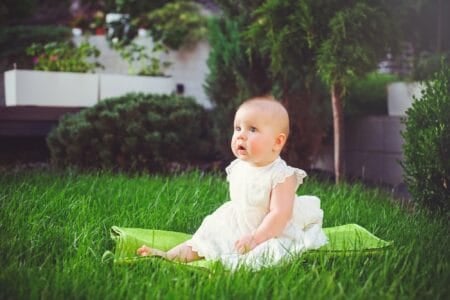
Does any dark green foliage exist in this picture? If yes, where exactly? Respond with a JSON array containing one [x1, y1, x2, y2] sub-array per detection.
[[345, 72, 398, 116], [245, 0, 397, 180], [414, 52, 450, 81], [204, 17, 271, 160], [0, 26, 71, 69], [316, 1, 394, 88], [47, 93, 217, 172], [381, 1, 450, 80], [145, 1, 208, 50], [387, 0, 450, 56], [103, 0, 170, 17], [0, 0, 37, 24], [1, 0, 71, 25], [402, 62, 450, 213], [205, 3, 332, 168]]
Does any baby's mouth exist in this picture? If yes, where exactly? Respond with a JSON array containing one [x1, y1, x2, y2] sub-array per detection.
[[237, 145, 247, 153]]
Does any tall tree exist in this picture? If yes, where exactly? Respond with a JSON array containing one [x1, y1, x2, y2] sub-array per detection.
[[239, 0, 330, 168], [247, 0, 395, 183], [316, 2, 394, 183]]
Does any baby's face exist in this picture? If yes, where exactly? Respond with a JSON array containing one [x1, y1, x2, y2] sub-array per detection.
[[231, 104, 282, 167]]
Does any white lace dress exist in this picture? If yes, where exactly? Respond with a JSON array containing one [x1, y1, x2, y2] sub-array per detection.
[[186, 157, 328, 270]]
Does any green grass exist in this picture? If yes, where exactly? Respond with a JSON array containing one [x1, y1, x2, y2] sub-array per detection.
[[0, 170, 448, 299]]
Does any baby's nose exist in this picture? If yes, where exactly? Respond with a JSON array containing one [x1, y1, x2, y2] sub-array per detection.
[[237, 131, 247, 139]]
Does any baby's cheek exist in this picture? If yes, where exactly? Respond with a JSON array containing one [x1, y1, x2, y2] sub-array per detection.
[[249, 139, 264, 155]]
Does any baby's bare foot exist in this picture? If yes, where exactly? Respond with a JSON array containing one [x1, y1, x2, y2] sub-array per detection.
[[137, 245, 153, 256]]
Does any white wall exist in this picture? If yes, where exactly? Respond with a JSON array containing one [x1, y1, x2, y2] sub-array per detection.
[[73, 35, 212, 108], [163, 41, 211, 108], [387, 82, 424, 116]]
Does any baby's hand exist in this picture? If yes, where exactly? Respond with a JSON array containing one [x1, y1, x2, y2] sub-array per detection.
[[235, 234, 257, 254], [137, 245, 152, 256]]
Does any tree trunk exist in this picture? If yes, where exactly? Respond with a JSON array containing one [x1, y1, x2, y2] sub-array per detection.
[[331, 82, 344, 184]]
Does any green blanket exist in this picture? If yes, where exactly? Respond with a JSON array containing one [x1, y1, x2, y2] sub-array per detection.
[[103, 224, 392, 269]]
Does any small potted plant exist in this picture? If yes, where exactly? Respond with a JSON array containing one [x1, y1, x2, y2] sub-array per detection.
[[69, 14, 89, 36], [90, 10, 106, 35]]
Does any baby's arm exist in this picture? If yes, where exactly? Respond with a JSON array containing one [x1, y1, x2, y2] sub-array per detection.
[[235, 174, 297, 253]]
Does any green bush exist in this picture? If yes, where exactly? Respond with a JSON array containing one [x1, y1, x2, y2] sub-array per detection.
[[47, 93, 217, 172], [402, 62, 450, 213], [344, 71, 398, 116]]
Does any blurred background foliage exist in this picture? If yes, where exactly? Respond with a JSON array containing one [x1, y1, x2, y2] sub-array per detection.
[[0, 0, 208, 70], [142, 1, 208, 50], [344, 72, 399, 117], [1, 0, 448, 78], [0, 26, 71, 70], [0, 0, 449, 174]]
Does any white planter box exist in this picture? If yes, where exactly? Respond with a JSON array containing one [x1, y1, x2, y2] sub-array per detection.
[[99, 74, 174, 100], [4, 70, 176, 107], [387, 82, 425, 116], [5, 69, 99, 107]]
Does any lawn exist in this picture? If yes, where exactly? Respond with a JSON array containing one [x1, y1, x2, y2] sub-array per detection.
[[0, 169, 448, 299]]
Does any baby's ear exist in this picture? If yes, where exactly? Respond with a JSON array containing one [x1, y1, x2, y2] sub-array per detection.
[[274, 133, 287, 152]]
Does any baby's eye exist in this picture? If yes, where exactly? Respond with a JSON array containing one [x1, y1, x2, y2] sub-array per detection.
[[235, 126, 241, 131], [249, 126, 257, 132]]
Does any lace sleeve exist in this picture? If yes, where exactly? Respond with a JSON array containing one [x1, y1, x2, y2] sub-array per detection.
[[225, 159, 239, 181], [272, 166, 307, 190]]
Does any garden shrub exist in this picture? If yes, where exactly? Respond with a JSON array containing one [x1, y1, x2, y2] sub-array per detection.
[[402, 62, 450, 213], [344, 71, 398, 116], [47, 93, 217, 172]]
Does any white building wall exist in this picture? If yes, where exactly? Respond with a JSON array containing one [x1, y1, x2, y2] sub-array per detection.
[[73, 35, 212, 108], [163, 41, 211, 108]]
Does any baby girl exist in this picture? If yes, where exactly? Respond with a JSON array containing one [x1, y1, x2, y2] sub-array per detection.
[[138, 97, 327, 269]]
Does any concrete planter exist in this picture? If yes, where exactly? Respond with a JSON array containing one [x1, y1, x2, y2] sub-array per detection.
[[99, 74, 174, 100], [387, 81, 425, 116], [4, 69, 99, 107], [4, 69, 175, 107]]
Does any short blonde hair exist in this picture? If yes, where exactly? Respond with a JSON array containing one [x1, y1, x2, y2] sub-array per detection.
[[239, 96, 290, 137]]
